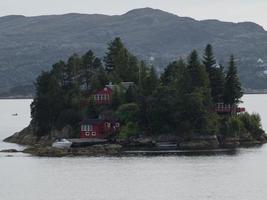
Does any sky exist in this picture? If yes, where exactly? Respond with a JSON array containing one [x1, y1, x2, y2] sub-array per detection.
[[1, 0, 267, 29]]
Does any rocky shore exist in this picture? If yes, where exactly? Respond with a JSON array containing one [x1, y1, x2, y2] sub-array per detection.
[[3, 126, 267, 157]]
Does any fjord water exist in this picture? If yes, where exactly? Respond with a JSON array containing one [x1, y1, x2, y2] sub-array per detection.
[[1, 96, 267, 200]]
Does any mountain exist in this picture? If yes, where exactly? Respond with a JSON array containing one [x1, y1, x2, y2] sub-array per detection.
[[1, 7, 267, 96]]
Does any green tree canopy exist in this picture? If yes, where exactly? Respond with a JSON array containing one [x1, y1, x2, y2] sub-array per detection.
[[224, 55, 243, 105]]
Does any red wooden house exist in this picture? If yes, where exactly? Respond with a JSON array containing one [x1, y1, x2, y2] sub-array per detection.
[[80, 119, 120, 139], [90, 87, 113, 105], [215, 103, 245, 114], [89, 82, 134, 105]]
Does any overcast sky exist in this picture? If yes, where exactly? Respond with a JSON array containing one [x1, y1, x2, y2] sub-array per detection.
[[1, 0, 266, 29]]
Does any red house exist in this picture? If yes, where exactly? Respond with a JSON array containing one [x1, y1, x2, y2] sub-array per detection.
[[215, 103, 245, 114], [90, 87, 113, 105], [89, 82, 134, 105], [80, 119, 120, 139]]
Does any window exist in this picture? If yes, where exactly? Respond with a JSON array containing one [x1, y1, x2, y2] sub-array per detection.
[[86, 125, 93, 131], [92, 132, 96, 136], [115, 123, 120, 128], [105, 122, 111, 128], [81, 125, 85, 131]]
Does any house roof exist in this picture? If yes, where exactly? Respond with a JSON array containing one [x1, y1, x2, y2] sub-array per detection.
[[105, 82, 135, 92]]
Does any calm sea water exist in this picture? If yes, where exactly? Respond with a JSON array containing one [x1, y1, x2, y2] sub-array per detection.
[[1, 96, 267, 200]]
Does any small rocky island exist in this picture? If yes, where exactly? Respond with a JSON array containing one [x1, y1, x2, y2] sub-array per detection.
[[4, 38, 267, 157]]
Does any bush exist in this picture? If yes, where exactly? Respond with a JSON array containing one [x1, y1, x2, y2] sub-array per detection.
[[224, 116, 245, 137], [118, 122, 140, 140], [116, 103, 139, 123], [238, 112, 265, 139]]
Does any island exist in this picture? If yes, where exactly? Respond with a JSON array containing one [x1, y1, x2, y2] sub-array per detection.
[[4, 38, 267, 156]]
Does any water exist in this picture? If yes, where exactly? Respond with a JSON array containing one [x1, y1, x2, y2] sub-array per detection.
[[1, 96, 267, 200]]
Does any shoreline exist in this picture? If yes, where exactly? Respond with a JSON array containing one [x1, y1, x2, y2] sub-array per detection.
[[3, 133, 266, 157]]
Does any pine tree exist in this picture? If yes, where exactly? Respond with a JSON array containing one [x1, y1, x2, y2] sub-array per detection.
[[224, 55, 243, 105], [203, 44, 216, 74], [142, 66, 159, 96], [104, 37, 139, 83], [187, 50, 210, 90], [202, 44, 225, 103], [81, 50, 101, 91]]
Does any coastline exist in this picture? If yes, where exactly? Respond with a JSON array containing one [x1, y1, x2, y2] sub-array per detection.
[[3, 126, 267, 157]]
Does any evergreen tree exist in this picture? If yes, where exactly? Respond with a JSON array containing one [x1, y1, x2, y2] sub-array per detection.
[[104, 37, 139, 83], [161, 59, 186, 89], [224, 55, 243, 105], [203, 44, 216, 74], [142, 66, 159, 96], [203, 44, 225, 103], [31, 72, 64, 136], [81, 50, 104, 92], [187, 50, 210, 90]]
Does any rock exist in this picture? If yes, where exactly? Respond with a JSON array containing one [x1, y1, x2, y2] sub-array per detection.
[[0, 149, 19, 153], [22, 144, 122, 157], [222, 137, 240, 148], [239, 139, 262, 146], [179, 136, 219, 150], [4, 125, 39, 146], [23, 147, 69, 157]]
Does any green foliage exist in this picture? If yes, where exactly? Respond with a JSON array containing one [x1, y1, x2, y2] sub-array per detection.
[[30, 38, 264, 141], [224, 116, 245, 137], [238, 112, 265, 139], [222, 112, 264, 139], [118, 122, 140, 140], [111, 88, 124, 110], [117, 103, 139, 123], [141, 66, 159, 96], [104, 37, 139, 83], [182, 88, 219, 136], [187, 50, 210, 90], [224, 55, 243, 105], [202, 44, 225, 103], [125, 85, 138, 103], [161, 59, 186, 87], [55, 109, 82, 130], [147, 86, 181, 135]]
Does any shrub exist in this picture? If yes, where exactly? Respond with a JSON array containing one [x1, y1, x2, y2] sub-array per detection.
[[116, 103, 139, 123], [118, 122, 140, 140], [238, 112, 265, 139], [224, 116, 245, 137]]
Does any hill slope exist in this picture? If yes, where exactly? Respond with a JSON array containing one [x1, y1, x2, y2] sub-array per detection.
[[1, 7, 267, 95]]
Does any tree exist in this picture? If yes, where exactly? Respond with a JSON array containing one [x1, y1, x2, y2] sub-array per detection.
[[125, 85, 138, 103], [81, 50, 105, 92], [187, 50, 210, 90], [161, 59, 186, 86], [147, 86, 181, 135], [104, 37, 139, 83], [202, 44, 225, 103], [224, 55, 243, 105], [31, 72, 64, 136], [142, 66, 159, 96], [117, 103, 139, 123]]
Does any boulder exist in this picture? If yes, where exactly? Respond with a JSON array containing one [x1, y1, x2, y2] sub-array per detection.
[[222, 137, 240, 148], [0, 149, 19, 153], [179, 136, 219, 150]]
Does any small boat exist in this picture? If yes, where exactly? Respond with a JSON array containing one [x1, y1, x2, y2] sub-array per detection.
[[12, 113, 18, 116], [52, 138, 72, 149]]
